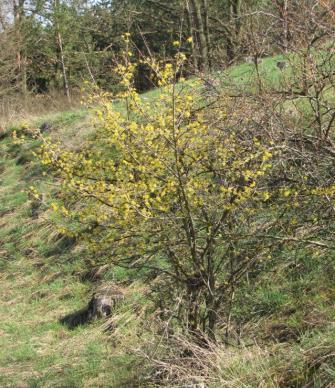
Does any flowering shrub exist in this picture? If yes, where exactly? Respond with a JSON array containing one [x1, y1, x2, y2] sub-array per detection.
[[39, 48, 329, 337]]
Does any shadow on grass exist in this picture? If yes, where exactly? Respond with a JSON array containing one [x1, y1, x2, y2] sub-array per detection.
[[59, 305, 92, 330]]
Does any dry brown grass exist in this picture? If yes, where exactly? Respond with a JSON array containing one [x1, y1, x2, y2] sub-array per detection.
[[0, 92, 82, 129], [135, 332, 280, 387]]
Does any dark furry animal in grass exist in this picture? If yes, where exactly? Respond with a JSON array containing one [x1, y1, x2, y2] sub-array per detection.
[[60, 283, 124, 329]]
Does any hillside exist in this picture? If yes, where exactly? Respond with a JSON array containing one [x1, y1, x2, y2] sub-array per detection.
[[1, 54, 335, 387], [0, 111, 141, 386]]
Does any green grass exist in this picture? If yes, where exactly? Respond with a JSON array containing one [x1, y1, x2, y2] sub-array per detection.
[[222, 54, 287, 86], [0, 111, 145, 387], [0, 54, 334, 386]]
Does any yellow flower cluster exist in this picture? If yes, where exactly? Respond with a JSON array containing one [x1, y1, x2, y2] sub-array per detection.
[[38, 50, 277, 257]]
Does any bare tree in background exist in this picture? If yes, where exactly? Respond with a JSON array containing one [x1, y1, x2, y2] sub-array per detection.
[[53, 0, 71, 102]]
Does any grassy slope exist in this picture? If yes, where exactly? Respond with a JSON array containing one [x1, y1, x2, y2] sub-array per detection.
[[0, 112, 143, 387], [0, 56, 334, 387]]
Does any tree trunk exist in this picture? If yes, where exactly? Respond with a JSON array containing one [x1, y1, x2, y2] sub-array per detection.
[[225, 0, 241, 62], [57, 30, 71, 102], [205, 248, 216, 340], [54, 0, 71, 102], [186, 0, 199, 70], [187, 0, 209, 72], [282, 0, 289, 52], [230, 0, 241, 36], [201, 0, 211, 70], [276, 0, 290, 52], [188, 289, 200, 332], [13, 0, 27, 99], [225, 35, 235, 63]]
